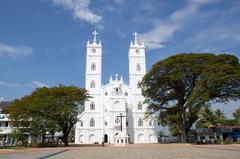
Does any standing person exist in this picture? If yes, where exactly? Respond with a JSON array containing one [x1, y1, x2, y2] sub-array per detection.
[[102, 141, 104, 147]]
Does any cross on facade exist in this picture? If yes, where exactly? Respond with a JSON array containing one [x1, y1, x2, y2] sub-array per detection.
[[117, 113, 125, 131], [92, 30, 98, 43], [133, 32, 139, 44]]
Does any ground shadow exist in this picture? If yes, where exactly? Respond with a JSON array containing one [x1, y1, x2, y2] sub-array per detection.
[[37, 149, 69, 159]]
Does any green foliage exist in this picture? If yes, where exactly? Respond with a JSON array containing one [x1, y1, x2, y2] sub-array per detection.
[[223, 137, 233, 144], [30, 142, 59, 148], [158, 130, 165, 137], [7, 85, 89, 146], [196, 105, 225, 128], [223, 119, 236, 126], [10, 129, 29, 146], [141, 53, 240, 142], [0, 146, 25, 149], [233, 106, 240, 125]]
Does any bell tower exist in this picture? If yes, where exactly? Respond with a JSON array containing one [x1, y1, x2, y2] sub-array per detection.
[[128, 32, 146, 95], [85, 30, 102, 111], [128, 32, 147, 143]]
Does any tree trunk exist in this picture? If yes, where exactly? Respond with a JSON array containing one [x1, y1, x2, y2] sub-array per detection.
[[181, 106, 189, 143], [62, 127, 70, 146], [51, 133, 54, 142], [42, 134, 46, 143], [61, 122, 75, 147], [181, 127, 189, 143], [63, 134, 69, 146]]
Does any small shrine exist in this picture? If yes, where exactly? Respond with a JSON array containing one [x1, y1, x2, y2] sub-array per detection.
[[115, 132, 129, 146]]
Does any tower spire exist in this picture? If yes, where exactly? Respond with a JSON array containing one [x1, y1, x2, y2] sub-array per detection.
[[109, 75, 113, 82], [115, 74, 118, 81], [92, 30, 98, 43], [133, 32, 139, 45]]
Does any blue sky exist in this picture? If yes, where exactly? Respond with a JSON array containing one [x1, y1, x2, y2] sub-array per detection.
[[0, 0, 239, 116]]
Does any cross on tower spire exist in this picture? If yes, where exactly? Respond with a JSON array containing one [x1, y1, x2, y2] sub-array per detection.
[[92, 30, 98, 43], [115, 74, 118, 80], [133, 32, 139, 45]]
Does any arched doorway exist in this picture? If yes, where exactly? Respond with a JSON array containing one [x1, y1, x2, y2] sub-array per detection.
[[104, 134, 108, 143], [138, 134, 144, 143], [89, 134, 95, 143], [79, 135, 84, 143], [149, 134, 156, 143]]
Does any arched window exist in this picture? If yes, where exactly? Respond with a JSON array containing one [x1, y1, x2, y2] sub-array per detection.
[[138, 118, 143, 126], [137, 81, 141, 88], [90, 102, 95, 110], [91, 63, 96, 70], [90, 80, 95, 88], [114, 101, 120, 106], [138, 102, 142, 110], [80, 120, 83, 127], [149, 120, 152, 126], [115, 117, 120, 124], [136, 63, 141, 71], [90, 118, 95, 127]]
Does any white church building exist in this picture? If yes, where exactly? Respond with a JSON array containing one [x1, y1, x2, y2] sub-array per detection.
[[75, 31, 159, 144]]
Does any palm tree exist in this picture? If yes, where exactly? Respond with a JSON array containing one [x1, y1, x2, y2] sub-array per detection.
[[233, 106, 240, 125], [196, 105, 225, 128]]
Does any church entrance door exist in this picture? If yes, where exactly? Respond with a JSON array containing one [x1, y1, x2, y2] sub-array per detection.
[[104, 134, 108, 143], [89, 134, 95, 143], [138, 134, 144, 143], [149, 134, 156, 143]]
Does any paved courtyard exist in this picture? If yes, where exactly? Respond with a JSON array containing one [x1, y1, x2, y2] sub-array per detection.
[[0, 144, 240, 159]]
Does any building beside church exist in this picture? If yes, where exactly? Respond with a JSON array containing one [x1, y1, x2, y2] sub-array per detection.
[[75, 31, 159, 144], [0, 101, 13, 145]]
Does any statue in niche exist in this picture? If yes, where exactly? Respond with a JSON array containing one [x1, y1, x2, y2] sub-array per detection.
[[113, 85, 122, 95], [112, 74, 123, 95]]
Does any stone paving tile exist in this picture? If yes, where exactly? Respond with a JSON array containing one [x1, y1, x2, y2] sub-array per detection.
[[0, 144, 240, 159]]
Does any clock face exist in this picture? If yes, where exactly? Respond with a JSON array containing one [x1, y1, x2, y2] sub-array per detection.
[[136, 49, 140, 54], [92, 48, 96, 53]]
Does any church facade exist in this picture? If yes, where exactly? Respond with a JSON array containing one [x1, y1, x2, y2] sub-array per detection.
[[75, 31, 159, 144]]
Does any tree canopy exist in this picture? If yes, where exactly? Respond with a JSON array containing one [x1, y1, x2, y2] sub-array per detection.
[[141, 53, 240, 142], [7, 85, 89, 146]]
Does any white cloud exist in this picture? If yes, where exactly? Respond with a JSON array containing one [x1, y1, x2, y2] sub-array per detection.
[[31, 81, 49, 88], [112, 0, 125, 5], [168, 4, 240, 54], [51, 0, 102, 24], [0, 43, 33, 58], [141, 0, 222, 50], [141, 24, 179, 49], [0, 81, 49, 88], [0, 81, 21, 87], [179, 24, 240, 53], [103, 0, 127, 13]]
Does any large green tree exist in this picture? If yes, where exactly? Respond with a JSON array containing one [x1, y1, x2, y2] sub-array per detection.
[[8, 85, 89, 146], [141, 53, 240, 142]]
